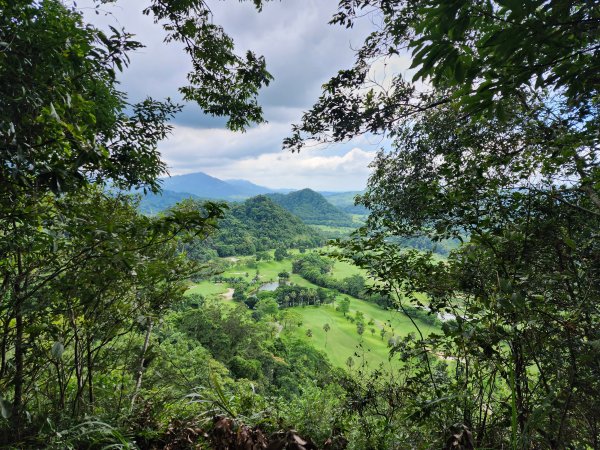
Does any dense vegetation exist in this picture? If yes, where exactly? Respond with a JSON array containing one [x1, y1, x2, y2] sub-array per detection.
[[1, 0, 599, 449], [267, 189, 354, 227], [137, 189, 202, 215], [286, 0, 600, 447], [291, 254, 441, 327], [185, 196, 323, 259]]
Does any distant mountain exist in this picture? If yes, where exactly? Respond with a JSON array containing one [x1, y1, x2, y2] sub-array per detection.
[[267, 189, 355, 227], [158, 171, 292, 200], [159, 172, 244, 199], [224, 179, 272, 196], [137, 189, 200, 215], [139, 172, 368, 216], [321, 191, 369, 215], [185, 195, 323, 258], [225, 179, 294, 196]]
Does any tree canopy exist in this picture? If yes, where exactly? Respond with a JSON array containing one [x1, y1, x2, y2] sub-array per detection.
[[0, 0, 273, 441], [291, 0, 600, 447], [2, 0, 600, 447]]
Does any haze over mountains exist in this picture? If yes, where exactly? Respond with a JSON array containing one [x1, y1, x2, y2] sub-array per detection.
[[159, 171, 293, 200], [140, 171, 366, 217], [267, 189, 355, 227]]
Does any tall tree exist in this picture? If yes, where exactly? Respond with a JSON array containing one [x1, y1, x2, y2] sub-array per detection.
[[286, 1, 600, 447], [0, 0, 269, 441]]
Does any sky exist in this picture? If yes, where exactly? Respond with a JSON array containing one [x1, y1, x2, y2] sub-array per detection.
[[79, 0, 393, 191]]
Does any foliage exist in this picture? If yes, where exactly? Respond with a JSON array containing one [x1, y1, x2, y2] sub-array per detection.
[[142, 0, 272, 132], [268, 188, 354, 227], [6, 0, 600, 447], [184, 196, 323, 258], [338, 297, 351, 317], [0, 0, 276, 444], [274, 247, 289, 261], [289, 0, 600, 447]]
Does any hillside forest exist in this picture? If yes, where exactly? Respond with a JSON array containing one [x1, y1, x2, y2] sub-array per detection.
[[1, 1, 599, 449]]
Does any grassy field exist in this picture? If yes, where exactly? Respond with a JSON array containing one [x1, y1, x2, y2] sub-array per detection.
[[288, 297, 439, 370], [186, 250, 441, 371], [185, 280, 229, 297], [328, 259, 366, 280]]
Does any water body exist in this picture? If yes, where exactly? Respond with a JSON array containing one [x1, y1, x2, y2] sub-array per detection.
[[258, 282, 280, 292]]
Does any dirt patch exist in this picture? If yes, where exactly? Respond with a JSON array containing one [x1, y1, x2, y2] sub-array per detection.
[[221, 288, 234, 301]]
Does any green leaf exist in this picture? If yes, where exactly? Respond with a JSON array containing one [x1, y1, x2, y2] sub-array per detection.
[[49, 102, 60, 121], [51, 341, 65, 359], [0, 395, 11, 419]]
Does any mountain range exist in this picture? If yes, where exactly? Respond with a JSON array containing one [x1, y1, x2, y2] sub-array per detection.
[[138, 171, 366, 217], [267, 189, 355, 227], [158, 172, 292, 200]]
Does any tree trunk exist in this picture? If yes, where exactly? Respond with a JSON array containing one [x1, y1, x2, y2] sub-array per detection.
[[130, 318, 153, 410], [11, 299, 24, 437], [86, 337, 94, 411], [69, 307, 84, 418]]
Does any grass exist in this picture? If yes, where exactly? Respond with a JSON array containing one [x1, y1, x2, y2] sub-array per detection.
[[185, 280, 229, 297], [288, 296, 439, 370], [186, 249, 442, 371], [328, 259, 366, 281]]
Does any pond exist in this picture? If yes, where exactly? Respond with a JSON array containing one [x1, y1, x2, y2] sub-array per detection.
[[258, 282, 280, 292]]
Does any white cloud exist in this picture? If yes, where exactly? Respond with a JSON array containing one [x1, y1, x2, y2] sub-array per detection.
[[159, 122, 292, 167], [78, 0, 394, 191], [208, 147, 376, 191]]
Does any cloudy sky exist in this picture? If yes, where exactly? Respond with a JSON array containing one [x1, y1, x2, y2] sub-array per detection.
[[80, 0, 393, 191]]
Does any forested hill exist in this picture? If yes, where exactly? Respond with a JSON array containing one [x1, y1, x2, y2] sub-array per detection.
[[138, 189, 200, 214], [322, 191, 369, 215], [188, 195, 323, 258], [267, 188, 354, 226], [158, 171, 292, 200]]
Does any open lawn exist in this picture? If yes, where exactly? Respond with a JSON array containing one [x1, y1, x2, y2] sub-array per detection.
[[185, 280, 229, 297], [186, 250, 441, 372], [328, 259, 367, 281], [288, 297, 439, 370]]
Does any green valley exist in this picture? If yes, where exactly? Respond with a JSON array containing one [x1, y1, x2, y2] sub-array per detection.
[[185, 249, 442, 371], [3, 0, 598, 448]]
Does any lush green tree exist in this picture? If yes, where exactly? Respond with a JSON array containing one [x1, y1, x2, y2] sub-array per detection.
[[0, 189, 218, 438], [256, 251, 272, 261], [292, 253, 332, 275], [278, 270, 290, 286], [345, 357, 354, 370], [280, 310, 302, 331], [322, 323, 331, 348], [0, 0, 276, 442], [244, 295, 259, 310], [337, 297, 351, 317], [274, 247, 289, 261], [285, 0, 600, 447], [341, 274, 366, 298], [356, 321, 364, 337], [232, 288, 247, 303], [256, 297, 279, 318]]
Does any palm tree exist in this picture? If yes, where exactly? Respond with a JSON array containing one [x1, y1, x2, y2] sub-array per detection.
[[323, 323, 331, 347]]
